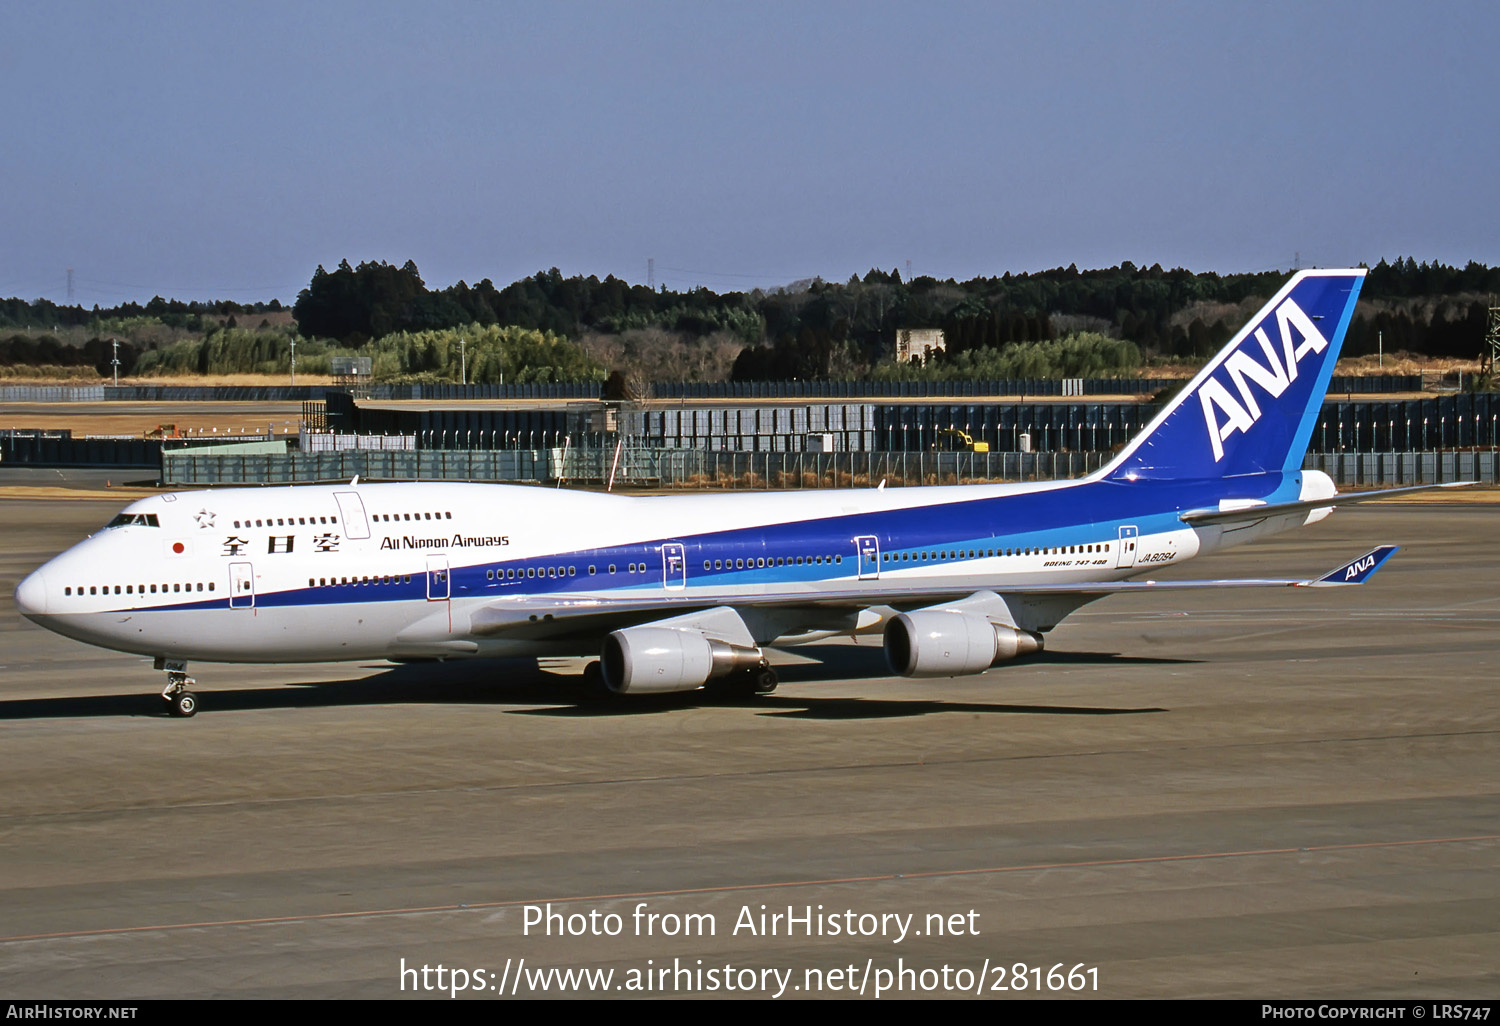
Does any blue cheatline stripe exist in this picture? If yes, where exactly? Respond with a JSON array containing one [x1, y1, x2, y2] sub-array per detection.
[[117, 469, 1294, 613]]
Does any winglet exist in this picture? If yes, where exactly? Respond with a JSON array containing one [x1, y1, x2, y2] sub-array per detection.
[[1302, 545, 1399, 587]]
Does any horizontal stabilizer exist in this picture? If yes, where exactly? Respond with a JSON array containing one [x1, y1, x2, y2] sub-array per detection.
[[1180, 481, 1478, 528]]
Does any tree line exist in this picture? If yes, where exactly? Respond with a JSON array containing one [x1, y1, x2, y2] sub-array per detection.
[[2, 257, 1495, 383]]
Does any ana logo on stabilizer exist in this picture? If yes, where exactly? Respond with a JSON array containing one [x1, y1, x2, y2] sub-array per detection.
[[1199, 298, 1329, 462]]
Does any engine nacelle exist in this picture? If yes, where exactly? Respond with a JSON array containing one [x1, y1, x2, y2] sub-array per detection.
[[602, 627, 763, 695], [884, 611, 1044, 678]]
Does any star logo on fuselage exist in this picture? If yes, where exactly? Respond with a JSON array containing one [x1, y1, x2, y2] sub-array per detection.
[[194, 509, 216, 529]]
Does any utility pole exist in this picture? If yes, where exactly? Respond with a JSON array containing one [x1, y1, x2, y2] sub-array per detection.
[[111, 338, 120, 386], [289, 337, 297, 385], [459, 337, 467, 385], [1485, 294, 1499, 378]]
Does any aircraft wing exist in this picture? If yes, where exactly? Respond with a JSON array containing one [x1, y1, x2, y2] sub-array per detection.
[[1179, 481, 1476, 528], [467, 546, 1399, 640]]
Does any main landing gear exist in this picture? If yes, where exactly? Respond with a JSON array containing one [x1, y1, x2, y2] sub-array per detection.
[[710, 660, 779, 699], [576, 659, 778, 701], [155, 657, 199, 717]]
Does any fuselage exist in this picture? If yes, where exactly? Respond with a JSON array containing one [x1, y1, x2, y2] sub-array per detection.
[[13, 470, 1333, 665]]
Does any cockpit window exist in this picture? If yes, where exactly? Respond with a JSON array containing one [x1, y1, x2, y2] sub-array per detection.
[[104, 513, 160, 529]]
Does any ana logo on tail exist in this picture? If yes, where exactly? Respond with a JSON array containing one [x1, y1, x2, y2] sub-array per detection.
[[1199, 298, 1330, 462]]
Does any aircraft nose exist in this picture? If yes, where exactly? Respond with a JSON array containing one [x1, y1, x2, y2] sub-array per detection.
[[15, 569, 49, 619]]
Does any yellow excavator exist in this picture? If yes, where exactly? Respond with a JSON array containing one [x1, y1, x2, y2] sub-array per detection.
[[933, 428, 989, 452]]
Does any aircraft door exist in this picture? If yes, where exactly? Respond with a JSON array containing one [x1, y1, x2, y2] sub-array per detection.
[[228, 562, 255, 608], [662, 543, 686, 591], [854, 535, 880, 580], [1115, 526, 1139, 569], [426, 555, 450, 601], [334, 491, 371, 540]]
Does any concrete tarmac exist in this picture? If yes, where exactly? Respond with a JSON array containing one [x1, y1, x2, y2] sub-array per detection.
[[0, 489, 1496, 999]]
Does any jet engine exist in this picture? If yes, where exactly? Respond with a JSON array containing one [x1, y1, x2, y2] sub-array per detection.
[[883, 611, 1044, 678], [602, 627, 764, 694]]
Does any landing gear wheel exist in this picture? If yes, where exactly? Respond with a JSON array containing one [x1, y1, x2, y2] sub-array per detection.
[[711, 663, 778, 699], [158, 661, 199, 717]]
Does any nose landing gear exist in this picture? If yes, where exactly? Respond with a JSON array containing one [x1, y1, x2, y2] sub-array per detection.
[[155, 657, 199, 717]]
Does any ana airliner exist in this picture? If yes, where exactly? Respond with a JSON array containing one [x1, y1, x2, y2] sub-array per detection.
[[14, 269, 1461, 715]]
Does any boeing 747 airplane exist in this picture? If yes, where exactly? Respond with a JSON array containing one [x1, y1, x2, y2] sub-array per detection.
[[14, 268, 1459, 715]]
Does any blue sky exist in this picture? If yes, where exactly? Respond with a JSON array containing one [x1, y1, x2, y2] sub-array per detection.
[[2, 1, 1497, 306]]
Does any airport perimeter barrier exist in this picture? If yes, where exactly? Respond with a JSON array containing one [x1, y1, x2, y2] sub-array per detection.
[[1, 432, 285, 468], [0, 377, 1426, 403], [2, 433, 162, 467], [299, 432, 417, 452], [159, 447, 1497, 489], [354, 393, 1498, 454], [649, 376, 1423, 399], [1302, 451, 1498, 486], [0, 385, 107, 402], [159, 448, 1111, 487], [162, 449, 548, 486], [94, 383, 602, 402]]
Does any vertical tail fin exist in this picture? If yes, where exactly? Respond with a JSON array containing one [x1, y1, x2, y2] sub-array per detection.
[[1100, 269, 1366, 482]]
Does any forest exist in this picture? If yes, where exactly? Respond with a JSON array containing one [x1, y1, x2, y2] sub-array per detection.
[[1, 258, 1494, 384]]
